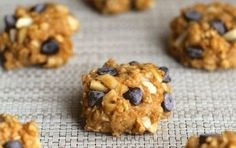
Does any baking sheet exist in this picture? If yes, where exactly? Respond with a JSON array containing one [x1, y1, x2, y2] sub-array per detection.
[[0, 0, 236, 147]]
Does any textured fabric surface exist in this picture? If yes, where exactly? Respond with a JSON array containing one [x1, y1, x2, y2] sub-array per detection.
[[0, 0, 236, 147]]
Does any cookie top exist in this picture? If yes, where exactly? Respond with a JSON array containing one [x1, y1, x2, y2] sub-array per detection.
[[170, 2, 236, 70], [0, 114, 40, 148], [0, 3, 79, 70], [82, 59, 173, 136], [185, 131, 236, 148]]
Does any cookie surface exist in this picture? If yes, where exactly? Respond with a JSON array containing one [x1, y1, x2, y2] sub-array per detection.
[[91, 0, 154, 14], [185, 131, 236, 148], [81, 59, 173, 136], [0, 114, 41, 148], [0, 3, 79, 70], [169, 2, 236, 71]]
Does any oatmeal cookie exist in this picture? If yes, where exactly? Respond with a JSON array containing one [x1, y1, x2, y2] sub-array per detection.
[[91, 0, 155, 14], [0, 3, 80, 70], [0, 114, 41, 148], [185, 131, 236, 148], [81, 59, 173, 136], [169, 2, 236, 71]]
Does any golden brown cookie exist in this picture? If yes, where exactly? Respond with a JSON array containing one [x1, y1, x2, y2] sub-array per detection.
[[185, 131, 236, 148], [0, 114, 41, 148], [169, 2, 236, 71], [0, 3, 80, 70], [81, 59, 173, 136], [91, 0, 155, 14]]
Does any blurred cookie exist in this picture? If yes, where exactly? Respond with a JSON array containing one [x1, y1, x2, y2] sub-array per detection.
[[169, 3, 236, 71], [185, 131, 236, 148], [90, 0, 155, 14], [0, 3, 80, 70], [0, 114, 41, 148]]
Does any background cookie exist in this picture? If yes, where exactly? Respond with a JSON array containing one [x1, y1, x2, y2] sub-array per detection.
[[169, 2, 236, 71], [185, 131, 236, 148], [0, 3, 80, 70], [0, 114, 41, 148], [88, 0, 155, 14]]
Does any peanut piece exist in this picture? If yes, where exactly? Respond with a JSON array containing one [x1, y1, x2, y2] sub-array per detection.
[[142, 81, 157, 94], [67, 16, 79, 31], [141, 116, 151, 129], [147, 122, 158, 133], [96, 74, 119, 89], [174, 31, 187, 46], [224, 29, 236, 41], [16, 17, 33, 28], [90, 80, 108, 92], [17, 28, 27, 44], [102, 90, 117, 113]]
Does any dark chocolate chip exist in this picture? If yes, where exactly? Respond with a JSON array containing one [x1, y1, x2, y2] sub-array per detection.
[[184, 10, 202, 21], [41, 39, 59, 55], [159, 66, 171, 83], [3, 140, 22, 148], [31, 4, 46, 13], [210, 20, 226, 35], [123, 87, 142, 105], [186, 47, 203, 59], [129, 61, 139, 65], [97, 67, 117, 76], [4, 15, 16, 31], [161, 92, 174, 112], [199, 134, 219, 145], [88, 90, 104, 107]]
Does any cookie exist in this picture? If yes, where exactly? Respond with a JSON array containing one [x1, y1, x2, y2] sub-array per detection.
[[0, 3, 80, 70], [0, 114, 41, 148], [169, 2, 236, 71], [91, 0, 154, 14], [185, 131, 236, 148], [81, 59, 173, 136]]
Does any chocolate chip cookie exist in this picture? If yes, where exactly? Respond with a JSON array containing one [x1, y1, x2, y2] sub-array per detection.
[[0, 114, 41, 148], [169, 2, 236, 71], [0, 3, 79, 70], [90, 0, 155, 14], [185, 131, 236, 148], [81, 59, 173, 136]]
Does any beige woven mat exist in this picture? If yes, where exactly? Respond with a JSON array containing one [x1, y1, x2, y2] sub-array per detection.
[[0, 0, 236, 147]]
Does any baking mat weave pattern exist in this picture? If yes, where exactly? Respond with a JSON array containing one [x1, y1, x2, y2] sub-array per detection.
[[0, 0, 236, 147]]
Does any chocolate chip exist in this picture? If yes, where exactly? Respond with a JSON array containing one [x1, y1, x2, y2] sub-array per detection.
[[159, 67, 171, 83], [184, 10, 202, 21], [199, 134, 219, 145], [123, 87, 142, 105], [88, 90, 104, 107], [161, 92, 174, 112], [31, 4, 46, 13], [210, 20, 226, 35], [129, 61, 139, 65], [41, 39, 59, 55], [4, 15, 16, 31], [3, 140, 22, 148], [186, 47, 203, 59], [97, 67, 117, 76]]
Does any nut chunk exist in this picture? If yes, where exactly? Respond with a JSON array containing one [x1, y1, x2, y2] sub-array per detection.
[[0, 114, 41, 148], [91, 0, 155, 14], [169, 2, 236, 71], [0, 3, 80, 70], [81, 59, 174, 136], [185, 131, 236, 148]]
